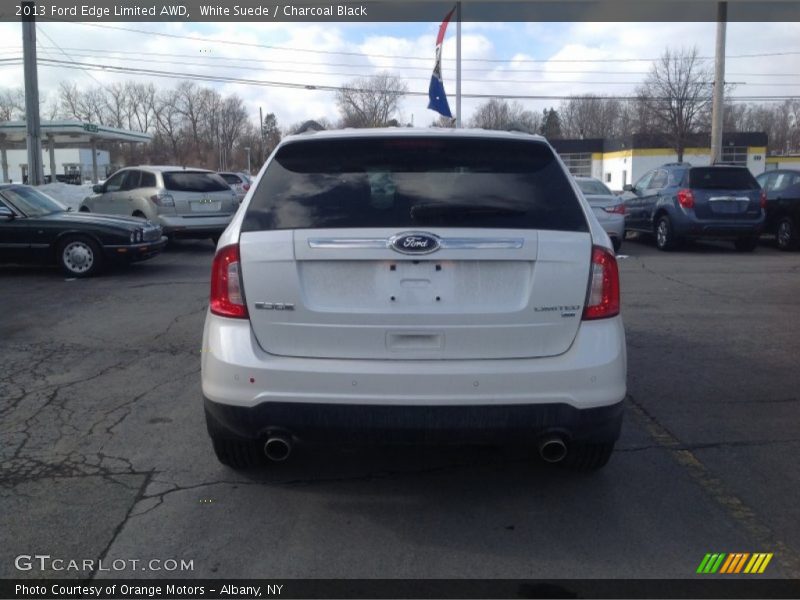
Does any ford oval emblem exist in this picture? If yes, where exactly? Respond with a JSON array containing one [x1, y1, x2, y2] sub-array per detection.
[[390, 232, 440, 255]]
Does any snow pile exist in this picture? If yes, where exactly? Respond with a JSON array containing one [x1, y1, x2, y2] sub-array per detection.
[[38, 183, 94, 211]]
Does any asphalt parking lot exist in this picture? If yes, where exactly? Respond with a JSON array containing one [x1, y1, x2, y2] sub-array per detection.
[[1, 237, 799, 581]]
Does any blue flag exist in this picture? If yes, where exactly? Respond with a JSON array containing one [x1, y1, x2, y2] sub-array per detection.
[[428, 7, 455, 119]]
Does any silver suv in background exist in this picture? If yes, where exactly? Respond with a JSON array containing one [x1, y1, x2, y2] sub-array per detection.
[[218, 171, 252, 204], [80, 166, 239, 242]]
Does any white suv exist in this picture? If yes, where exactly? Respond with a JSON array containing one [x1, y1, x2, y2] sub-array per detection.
[[201, 129, 626, 471]]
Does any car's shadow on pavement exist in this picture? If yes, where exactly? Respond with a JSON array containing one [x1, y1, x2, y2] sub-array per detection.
[[226, 442, 580, 487]]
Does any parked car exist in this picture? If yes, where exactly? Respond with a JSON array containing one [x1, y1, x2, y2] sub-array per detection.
[[201, 129, 626, 472], [0, 184, 166, 277], [622, 163, 765, 251], [755, 169, 800, 250], [575, 177, 625, 252], [218, 171, 251, 203], [79, 167, 239, 243]]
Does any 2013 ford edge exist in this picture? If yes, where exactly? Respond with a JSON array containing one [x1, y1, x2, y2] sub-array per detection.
[[201, 129, 627, 471]]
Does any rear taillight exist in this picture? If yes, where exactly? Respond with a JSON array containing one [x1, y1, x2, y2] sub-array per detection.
[[760, 190, 767, 210], [210, 244, 248, 319], [677, 189, 695, 209], [149, 193, 174, 207], [583, 246, 620, 321], [604, 203, 626, 215]]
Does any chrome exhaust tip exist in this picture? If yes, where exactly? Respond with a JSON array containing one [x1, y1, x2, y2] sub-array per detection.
[[264, 436, 292, 462], [538, 435, 568, 463]]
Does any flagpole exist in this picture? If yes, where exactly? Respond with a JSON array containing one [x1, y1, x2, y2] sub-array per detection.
[[456, 1, 462, 128]]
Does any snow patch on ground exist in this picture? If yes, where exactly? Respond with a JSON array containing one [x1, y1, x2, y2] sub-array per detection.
[[38, 183, 94, 211]]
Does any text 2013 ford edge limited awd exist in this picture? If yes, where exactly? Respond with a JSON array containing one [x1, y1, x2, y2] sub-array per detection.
[[201, 129, 627, 471]]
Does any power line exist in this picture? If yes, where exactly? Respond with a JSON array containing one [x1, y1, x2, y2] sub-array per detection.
[[32, 56, 800, 102], [19, 44, 800, 79], [36, 25, 106, 88], [16, 51, 800, 88], [29, 51, 656, 85]]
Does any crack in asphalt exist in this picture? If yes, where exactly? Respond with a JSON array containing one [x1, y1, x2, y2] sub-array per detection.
[[89, 470, 155, 581]]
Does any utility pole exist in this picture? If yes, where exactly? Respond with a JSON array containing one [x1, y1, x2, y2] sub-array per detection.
[[710, 1, 727, 164], [22, 0, 44, 185], [455, 1, 462, 128]]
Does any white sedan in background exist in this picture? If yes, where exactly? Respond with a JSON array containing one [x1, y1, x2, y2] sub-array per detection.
[[575, 177, 626, 252]]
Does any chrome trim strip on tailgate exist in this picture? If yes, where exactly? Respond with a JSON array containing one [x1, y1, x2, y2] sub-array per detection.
[[708, 196, 750, 202], [308, 237, 524, 250]]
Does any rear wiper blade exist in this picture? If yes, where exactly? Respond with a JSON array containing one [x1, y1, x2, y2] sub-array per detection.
[[410, 203, 527, 220]]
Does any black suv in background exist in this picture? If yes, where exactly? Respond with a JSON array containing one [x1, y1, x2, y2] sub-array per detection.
[[756, 169, 800, 250], [622, 163, 765, 251]]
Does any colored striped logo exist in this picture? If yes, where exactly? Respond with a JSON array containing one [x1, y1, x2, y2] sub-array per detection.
[[697, 553, 773, 574]]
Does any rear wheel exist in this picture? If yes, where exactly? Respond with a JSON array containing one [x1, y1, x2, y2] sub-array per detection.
[[655, 216, 676, 251], [79, 206, 90, 213], [560, 441, 615, 471], [57, 236, 103, 278], [612, 237, 622, 253], [776, 217, 798, 251], [211, 436, 264, 470], [733, 237, 758, 252]]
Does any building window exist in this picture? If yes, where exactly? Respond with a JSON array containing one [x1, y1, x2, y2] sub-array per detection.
[[721, 146, 747, 166], [560, 152, 592, 177], [605, 173, 612, 182]]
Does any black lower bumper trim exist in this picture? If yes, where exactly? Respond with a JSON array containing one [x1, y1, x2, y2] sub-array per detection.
[[204, 398, 624, 445]]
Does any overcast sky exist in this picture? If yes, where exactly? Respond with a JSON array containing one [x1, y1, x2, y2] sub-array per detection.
[[0, 19, 798, 130]]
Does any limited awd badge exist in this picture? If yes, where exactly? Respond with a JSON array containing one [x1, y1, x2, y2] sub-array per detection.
[[390, 232, 441, 255]]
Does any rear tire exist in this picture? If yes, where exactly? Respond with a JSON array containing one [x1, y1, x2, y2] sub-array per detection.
[[612, 237, 622, 253], [211, 436, 264, 470], [776, 217, 798, 251], [79, 206, 90, 213], [655, 216, 676, 251], [733, 237, 758, 252], [560, 441, 615, 471]]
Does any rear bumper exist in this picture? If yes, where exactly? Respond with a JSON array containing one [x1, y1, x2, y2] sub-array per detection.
[[673, 217, 764, 239], [156, 214, 234, 236], [201, 314, 627, 442], [204, 397, 624, 444]]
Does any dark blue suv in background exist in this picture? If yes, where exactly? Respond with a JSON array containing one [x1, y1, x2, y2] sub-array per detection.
[[622, 163, 765, 251]]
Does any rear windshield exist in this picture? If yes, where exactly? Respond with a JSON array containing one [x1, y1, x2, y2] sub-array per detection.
[[242, 137, 587, 232], [576, 179, 612, 195], [162, 171, 230, 192], [688, 168, 759, 190], [219, 173, 241, 185]]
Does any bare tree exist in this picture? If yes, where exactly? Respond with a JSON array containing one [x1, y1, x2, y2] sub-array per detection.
[[560, 95, 623, 139], [125, 82, 156, 133], [104, 82, 129, 129], [0, 88, 25, 120], [335, 72, 407, 128], [638, 47, 713, 161], [153, 88, 183, 163], [469, 98, 541, 133]]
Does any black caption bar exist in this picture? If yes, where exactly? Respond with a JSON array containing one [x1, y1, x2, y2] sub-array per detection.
[[3, 579, 800, 599], [2, 0, 800, 22]]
